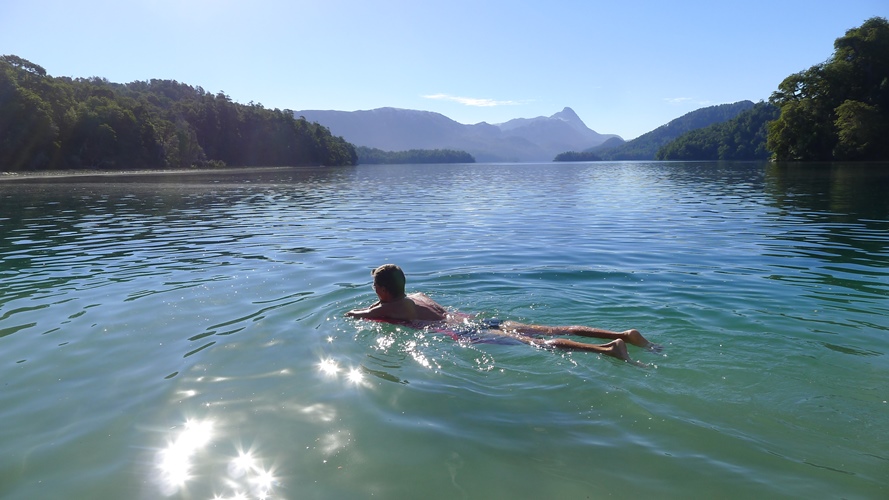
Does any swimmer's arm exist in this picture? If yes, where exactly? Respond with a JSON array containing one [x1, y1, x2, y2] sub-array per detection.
[[345, 301, 386, 319]]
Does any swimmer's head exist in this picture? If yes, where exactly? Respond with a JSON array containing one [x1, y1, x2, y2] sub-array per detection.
[[372, 264, 406, 298]]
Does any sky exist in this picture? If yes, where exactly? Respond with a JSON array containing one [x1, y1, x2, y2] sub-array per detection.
[[2, 0, 887, 140]]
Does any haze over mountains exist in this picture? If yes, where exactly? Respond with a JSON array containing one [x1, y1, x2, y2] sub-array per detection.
[[295, 107, 621, 162]]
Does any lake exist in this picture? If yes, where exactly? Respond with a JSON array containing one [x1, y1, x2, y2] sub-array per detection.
[[1, 161, 887, 499]]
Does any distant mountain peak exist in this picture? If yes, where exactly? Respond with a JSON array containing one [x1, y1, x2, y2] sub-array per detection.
[[497, 106, 589, 133], [552, 107, 580, 122], [549, 107, 588, 132], [294, 106, 620, 162]]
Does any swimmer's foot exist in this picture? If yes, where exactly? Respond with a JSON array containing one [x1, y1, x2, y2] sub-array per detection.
[[624, 329, 663, 352], [607, 339, 652, 367], [607, 338, 631, 362]]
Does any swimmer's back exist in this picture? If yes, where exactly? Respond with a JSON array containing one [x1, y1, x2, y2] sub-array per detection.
[[405, 293, 448, 321]]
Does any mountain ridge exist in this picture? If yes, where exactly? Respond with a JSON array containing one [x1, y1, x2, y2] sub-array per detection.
[[590, 101, 756, 160], [295, 107, 620, 162]]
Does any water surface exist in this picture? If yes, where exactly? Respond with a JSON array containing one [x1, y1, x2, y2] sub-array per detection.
[[1, 162, 887, 498]]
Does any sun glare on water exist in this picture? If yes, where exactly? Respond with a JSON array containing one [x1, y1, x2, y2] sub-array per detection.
[[156, 418, 213, 493], [153, 418, 279, 499], [319, 356, 369, 386]]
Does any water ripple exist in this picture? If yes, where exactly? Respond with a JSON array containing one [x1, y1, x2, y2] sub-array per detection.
[[1, 163, 888, 498]]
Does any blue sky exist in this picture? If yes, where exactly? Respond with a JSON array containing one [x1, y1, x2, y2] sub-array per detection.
[[2, 0, 887, 140]]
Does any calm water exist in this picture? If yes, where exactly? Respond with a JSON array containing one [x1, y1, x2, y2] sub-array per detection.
[[1, 162, 887, 499]]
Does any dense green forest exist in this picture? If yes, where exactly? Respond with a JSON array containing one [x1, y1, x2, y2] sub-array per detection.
[[591, 101, 755, 160], [656, 102, 779, 160], [570, 17, 889, 163], [768, 17, 889, 161], [356, 146, 475, 164], [553, 151, 602, 162], [0, 55, 357, 171], [4, 17, 885, 171]]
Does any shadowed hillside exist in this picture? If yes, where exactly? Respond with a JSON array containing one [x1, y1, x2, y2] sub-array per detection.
[[590, 101, 755, 160]]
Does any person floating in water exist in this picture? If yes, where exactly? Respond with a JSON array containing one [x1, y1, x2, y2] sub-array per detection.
[[345, 264, 660, 363]]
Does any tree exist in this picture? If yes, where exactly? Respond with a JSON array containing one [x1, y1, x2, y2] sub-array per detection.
[[834, 99, 884, 160], [0, 55, 46, 77], [768, 17, 889, 161], [553, 151, 602, 162], [594, 101, 755, 160], [0, 54, 358, 171], [356, 147, 474, 164], [0, 63, 58, 169], [657, 102, 779, 160]]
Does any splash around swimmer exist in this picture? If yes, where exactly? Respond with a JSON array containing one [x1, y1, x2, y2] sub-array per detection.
[[346, 264, 661, 363]]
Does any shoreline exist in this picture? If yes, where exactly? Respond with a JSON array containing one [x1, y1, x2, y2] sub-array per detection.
[[0, 165, 326, 182]]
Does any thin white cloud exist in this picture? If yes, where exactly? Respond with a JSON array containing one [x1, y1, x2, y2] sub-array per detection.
[[664, 97, 712, 106], [423, 93, 520, 107]]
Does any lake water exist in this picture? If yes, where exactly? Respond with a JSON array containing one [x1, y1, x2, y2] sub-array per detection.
[[1, 161, 887, 499]]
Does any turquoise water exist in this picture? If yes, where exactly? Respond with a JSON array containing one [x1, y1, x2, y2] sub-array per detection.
[[1, 162, 887, 499]]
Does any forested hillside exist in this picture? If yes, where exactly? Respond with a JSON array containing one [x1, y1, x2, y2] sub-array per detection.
[[553, 151, 602, 162], [656, 102, 779, 160], [768, 17, 889, 161], [591, 101, 755, 160], [0, 55, 357, 171], [356, 147, 475, 164]]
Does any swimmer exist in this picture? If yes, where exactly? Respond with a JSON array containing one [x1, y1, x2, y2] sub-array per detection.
[[345, 264, 660, 363]]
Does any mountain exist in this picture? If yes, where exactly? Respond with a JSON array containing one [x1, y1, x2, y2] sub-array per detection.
[[656, 102, 779, 160], [294, 107, 620, 162], [590, 101, 755, 160]]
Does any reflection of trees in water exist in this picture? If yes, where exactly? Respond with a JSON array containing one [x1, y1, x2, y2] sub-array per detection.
[[765, 162, 889, 222], [762, 162, 889, 307], [0, 169, 347, 303]]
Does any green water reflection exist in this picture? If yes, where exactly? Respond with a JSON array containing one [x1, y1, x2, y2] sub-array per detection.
[[0, 162, 887, 499]]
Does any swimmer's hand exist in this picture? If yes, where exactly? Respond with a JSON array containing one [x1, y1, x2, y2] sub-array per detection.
[[345, 301, 382, 318]]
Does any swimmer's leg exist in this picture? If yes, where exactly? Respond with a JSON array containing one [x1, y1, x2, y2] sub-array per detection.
[[543, 338, 632, 362], [491, 329, 634, 362], [500, 322, 661, 352]]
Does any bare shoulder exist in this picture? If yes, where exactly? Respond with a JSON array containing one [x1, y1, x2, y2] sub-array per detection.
[[408, 293, 441, 308], [349, 294, 448, 322], [407, 293, 448, 320]]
